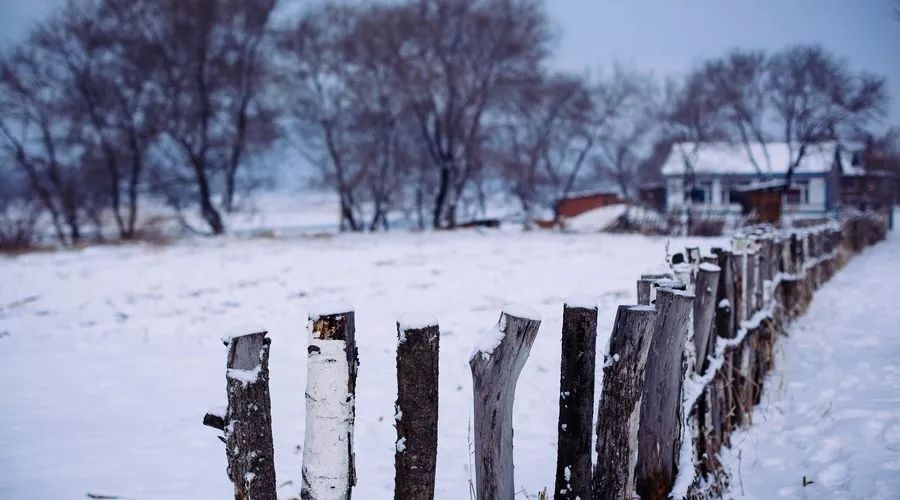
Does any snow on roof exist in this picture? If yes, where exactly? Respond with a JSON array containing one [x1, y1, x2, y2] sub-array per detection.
[[660, 142, 849, 177]]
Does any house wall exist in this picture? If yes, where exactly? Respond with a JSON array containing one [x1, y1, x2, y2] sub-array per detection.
[[557, 193, 622, 218], [665, 173, 829, 216]]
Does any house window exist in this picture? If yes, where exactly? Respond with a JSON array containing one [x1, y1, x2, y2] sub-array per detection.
[[689, 181, 712, 204], [785, 180, 809, 205]]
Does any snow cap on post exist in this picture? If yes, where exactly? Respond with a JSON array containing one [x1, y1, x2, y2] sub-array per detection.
[[469, 304, 540, 361]]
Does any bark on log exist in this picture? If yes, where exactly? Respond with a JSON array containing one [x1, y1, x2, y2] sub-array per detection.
[[637, 279, 654, 306], [593, 305, 657, 500], [224, 330, 277, 500], [302, 305, 358, 500], [470, 306, 542, 500], [394, 314, 440, 500], [635, 288, 694, 500]]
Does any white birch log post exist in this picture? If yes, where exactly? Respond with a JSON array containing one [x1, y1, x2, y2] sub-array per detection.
[[222, 329, 277, 500], [635, 287, 694, 500], [593, 305, 657, 500], [469, 305, 542, 500], [394, 313, 440, 500], [554, 298, 598, 500], [302, 303, 358, 500]]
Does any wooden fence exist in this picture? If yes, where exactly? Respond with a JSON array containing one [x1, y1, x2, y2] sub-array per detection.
[[202, 211, 888, 500]]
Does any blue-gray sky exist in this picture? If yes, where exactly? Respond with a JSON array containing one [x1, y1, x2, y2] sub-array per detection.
[[2, 0, 899, 123]]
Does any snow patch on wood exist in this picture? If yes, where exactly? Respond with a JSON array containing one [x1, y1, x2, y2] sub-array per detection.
[[308, 301, 354, 321], [397, 311, 438, 333]]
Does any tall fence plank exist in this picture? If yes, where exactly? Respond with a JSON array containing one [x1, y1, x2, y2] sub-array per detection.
[[469, 306, 541, 500], [554, 299, 598, 500], [593, 305, 657, 500], [635, 287, 694, 500], [394, 313, 440, 500]]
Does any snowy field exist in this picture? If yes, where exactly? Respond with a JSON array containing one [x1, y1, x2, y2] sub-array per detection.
[[724, 225, 900, 499], [0, 227, 723, 499]]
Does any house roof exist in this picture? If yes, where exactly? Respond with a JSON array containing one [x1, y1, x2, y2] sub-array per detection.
[[660, 141, 856, 177]]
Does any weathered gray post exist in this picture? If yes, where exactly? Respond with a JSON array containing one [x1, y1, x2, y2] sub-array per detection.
[[554, 298, 598, 500], [203, 329, 277, 500], [394, 313, 440, 500], [302, 304, 358, 500], [635, 287, 694, 500], [692, 263, 721, 373], [593, 305, 657, 500], [470, 306, 541, 500], [638, 272, 673, 305]]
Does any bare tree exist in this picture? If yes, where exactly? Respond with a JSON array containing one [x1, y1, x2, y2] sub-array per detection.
[[592, 67, 666, 201], [492, 73, 593, 227], [136, 0, 277, 234], [767, 44, 887, 185], [0, 40, 84, 245], [697, 50, 772, 175], [361, 0, 553, 229]]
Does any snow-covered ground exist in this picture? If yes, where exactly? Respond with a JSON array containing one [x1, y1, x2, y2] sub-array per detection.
[[724, 226, 900, 499], [0, 227, 723, 499]]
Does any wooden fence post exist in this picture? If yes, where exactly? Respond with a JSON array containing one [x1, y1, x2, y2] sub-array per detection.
[[638, 272, 673, 306], [635, 287, 694, 500], [593, 305, 657, 500], [554, 298, 598, 500], [692, 264, 721, 374], [302, 304, 358, 500], [469, 306, 541, 500], [554, 297, 597, 499], [394, 313, 440, 500], [204, 329, 277, 500]]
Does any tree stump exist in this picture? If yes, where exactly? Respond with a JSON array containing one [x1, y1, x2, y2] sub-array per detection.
[[394, 313, 440, 500], [593, 305, 657, 500], [469, 306, 541, 500]]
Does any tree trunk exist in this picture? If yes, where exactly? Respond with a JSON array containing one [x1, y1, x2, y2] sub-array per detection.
[[554, 300, 598, 500], [394, 314, 440, 500], [593, 305, 657, 500], [469, 306, 542, 500], [302, 305, 358, 500], [223, 330, 277, 500], [635, 288, 694, 500]]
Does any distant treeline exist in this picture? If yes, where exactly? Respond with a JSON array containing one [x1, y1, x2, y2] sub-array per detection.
[[0, 0, 894, 247]]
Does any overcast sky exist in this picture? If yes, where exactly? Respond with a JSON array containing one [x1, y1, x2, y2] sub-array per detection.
[[2, 0, 899, 123]]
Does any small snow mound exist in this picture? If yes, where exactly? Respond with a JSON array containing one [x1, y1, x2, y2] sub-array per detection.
[[698, 262, 721, 272], [227, 365, 262, 387], [397, 311, 439, 331], [502, 303, 541, 321], [308, 301, 354, 320], [563, 203, 628, 233], [628, 305, 656, 312], [207, 405, 226, 419], [653, 278, 685, 290], [469, 322, 505, 362], [564, 295, 598, 310]]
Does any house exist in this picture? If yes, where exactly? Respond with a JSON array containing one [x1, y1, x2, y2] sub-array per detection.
[[659, 141, 856, 220]]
